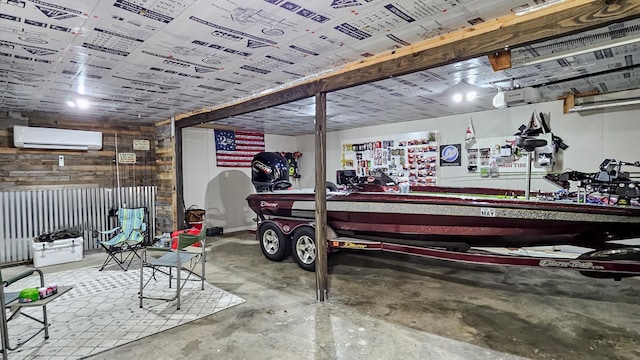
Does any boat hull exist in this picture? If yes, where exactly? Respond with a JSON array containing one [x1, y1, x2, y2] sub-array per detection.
[[247, 191, 640, 248]]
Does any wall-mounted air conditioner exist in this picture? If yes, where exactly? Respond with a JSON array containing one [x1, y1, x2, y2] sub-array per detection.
[[13, 125, 103, 150], [493, 87, 542, 108]]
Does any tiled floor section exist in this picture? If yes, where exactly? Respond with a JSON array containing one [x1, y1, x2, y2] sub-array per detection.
[[3, 265, 245, 360]]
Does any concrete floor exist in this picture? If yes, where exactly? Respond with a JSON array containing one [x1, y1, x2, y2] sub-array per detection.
[[5, 231, 640, 360]]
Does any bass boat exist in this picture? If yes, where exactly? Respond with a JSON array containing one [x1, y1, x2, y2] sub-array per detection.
[[246, 152, 640, 279]]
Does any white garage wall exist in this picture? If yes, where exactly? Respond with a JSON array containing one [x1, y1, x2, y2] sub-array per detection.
[[182, 128, 296, 232], [182, 101, 639, 232], [296, 100, 640, 192]]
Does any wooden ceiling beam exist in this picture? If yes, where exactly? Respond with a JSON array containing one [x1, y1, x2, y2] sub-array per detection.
[[192, 123, 238, 131], [173, 0, 640, 129]]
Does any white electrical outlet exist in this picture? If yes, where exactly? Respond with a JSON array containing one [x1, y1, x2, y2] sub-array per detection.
[[59, 155, 64, 167]]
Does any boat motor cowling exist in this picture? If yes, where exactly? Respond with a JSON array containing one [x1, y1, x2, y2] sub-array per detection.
[[251, 152, 292, 192]]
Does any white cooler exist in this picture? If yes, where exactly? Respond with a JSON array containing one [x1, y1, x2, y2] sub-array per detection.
[[32, 237, 84, 267]]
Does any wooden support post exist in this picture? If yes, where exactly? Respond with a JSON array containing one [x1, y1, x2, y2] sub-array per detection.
[[175, 126, 184, 230], [314, 92, 328, 302]]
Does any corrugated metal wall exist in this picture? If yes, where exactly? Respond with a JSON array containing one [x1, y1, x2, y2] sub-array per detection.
[[0, 186, 156, 265]]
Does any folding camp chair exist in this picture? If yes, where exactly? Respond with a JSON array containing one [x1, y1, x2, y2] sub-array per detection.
[[139, 229, 206, 310], [96, 207, 148, 271], [1, 268, 72, 360]]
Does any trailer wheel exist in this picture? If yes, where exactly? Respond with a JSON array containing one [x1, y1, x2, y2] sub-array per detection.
[[258, 223, 289, 261], [291, 227, 316, 271]]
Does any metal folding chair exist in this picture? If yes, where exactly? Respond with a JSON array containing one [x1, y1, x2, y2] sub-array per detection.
[[139, 229, 206, 310], [1, 269, 72, 360]]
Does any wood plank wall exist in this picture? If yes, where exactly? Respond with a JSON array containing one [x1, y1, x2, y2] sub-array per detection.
[[154, 123, 176, 233], [0, 112, 157, 191]]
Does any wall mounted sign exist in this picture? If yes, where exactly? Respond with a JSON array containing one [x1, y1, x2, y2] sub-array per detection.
[[133, 139, 150, 150], [118, 152, 137, 164], [439, 144, 461, 167]]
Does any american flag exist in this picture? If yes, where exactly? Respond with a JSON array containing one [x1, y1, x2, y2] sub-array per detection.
[[214, 130, 265, 167]]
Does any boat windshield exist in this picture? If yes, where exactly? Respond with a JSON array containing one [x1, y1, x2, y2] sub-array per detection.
[[367, 169, 397, 186]]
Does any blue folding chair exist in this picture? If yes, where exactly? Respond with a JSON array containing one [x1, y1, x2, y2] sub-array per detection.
[[96, 207, 148, 271]]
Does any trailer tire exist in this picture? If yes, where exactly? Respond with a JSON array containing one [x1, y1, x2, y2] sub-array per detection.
[[258, 223, 289, 262], [291, 227, 316, 272]]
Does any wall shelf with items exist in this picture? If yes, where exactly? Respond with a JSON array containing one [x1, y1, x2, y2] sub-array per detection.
[[341, 131, 439, 187], [466, 133, 555, 178]]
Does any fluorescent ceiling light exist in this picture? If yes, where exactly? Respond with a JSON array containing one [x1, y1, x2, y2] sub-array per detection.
[[569, 98, 640, 112], [513, 35, 640, 68], [515, 0, 565, 16], [452, 93, 463, 102]]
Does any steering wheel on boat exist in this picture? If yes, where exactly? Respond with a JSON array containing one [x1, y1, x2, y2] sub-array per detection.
[[272, 180, 292, 190]]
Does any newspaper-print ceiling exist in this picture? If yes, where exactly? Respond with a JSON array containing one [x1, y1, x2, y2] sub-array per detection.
[[0, 0, 639, 135]]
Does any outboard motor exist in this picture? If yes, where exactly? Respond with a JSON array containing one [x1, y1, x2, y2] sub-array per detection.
[[251, 152, 292, 192]]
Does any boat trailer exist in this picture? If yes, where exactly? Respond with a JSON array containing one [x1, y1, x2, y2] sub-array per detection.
[[329, 238, 640, 280], [256, 218, 640, 281]]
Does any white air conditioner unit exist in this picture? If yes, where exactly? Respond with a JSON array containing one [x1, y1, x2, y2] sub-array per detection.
[[493, 87, 542, 108], [13, 125, 102, 150]]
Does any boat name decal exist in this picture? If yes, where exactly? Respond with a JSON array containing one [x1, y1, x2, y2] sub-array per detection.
[[253, 161, 272, 174], [538, 259, 604, 270], [260, 201, 278, 208], [480, 207, 496, 217], [341, 242, 367, 249]]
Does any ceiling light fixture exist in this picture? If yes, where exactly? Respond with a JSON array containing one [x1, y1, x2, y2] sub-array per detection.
[[569, 98, 640, 112], [76, 99, 89, 109], [66, 98, 90, 109], [513, 35, 640, 68], [443, 80, 487, 104], [514, 0, 565, 16], [452, 92, 477, 103]]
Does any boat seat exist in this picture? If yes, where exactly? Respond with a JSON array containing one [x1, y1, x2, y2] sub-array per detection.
[[517, 137, 548, 151]]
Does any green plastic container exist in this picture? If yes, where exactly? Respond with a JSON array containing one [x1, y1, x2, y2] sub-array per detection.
[[19, 287, 40, 303]]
